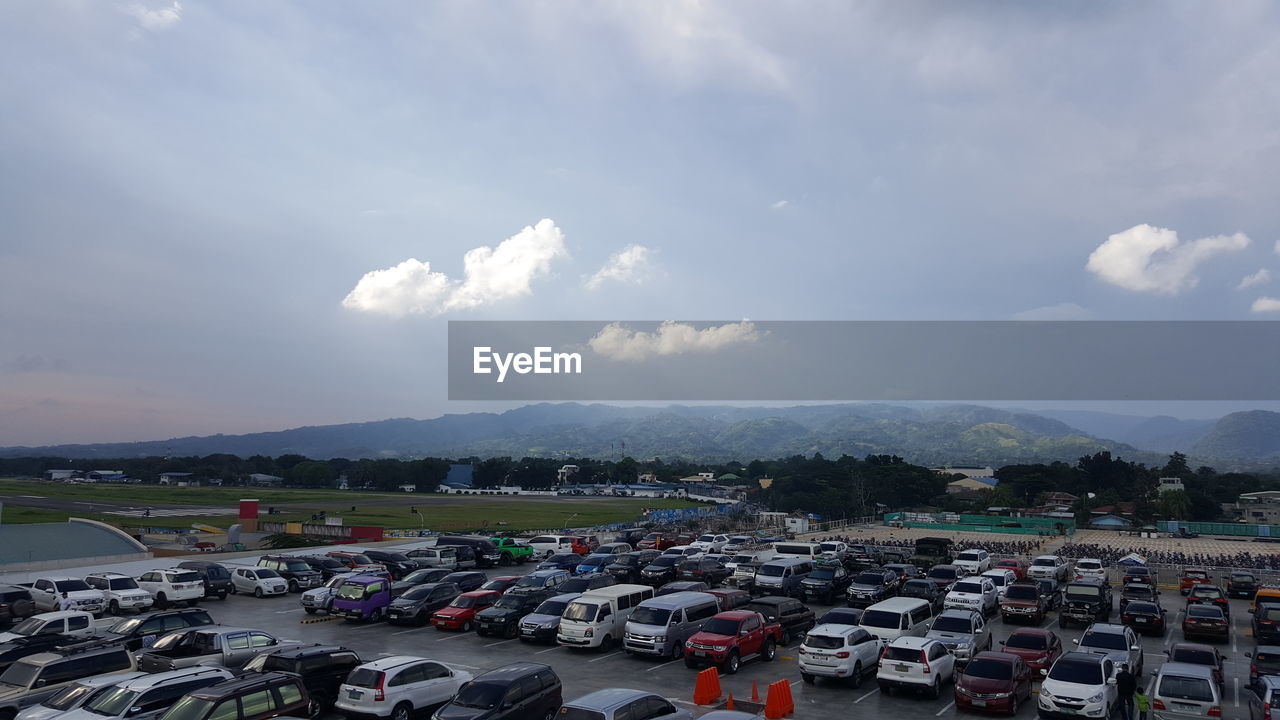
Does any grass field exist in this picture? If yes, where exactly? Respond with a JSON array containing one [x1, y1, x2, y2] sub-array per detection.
[[0, 479, 699, 533]]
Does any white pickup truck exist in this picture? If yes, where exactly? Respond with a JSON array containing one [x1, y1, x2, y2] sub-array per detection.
[[0, 610, 113, 643], [25, 578, 106, 616]]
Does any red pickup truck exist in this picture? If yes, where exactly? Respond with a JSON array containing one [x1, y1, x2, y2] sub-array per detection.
[[683, 610, 782, 674]]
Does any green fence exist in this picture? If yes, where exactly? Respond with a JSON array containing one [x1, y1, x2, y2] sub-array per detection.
[[884, 512, 1075, 536], [1159, 520, 1280, 537]]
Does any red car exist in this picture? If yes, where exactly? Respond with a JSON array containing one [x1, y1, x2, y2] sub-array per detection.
[[684, 610, 782, 674], [479, 576, 522, 595], [994, 559, 1027, 580], [954, 651, 1034, 715], [1182, 604, 1229, 641], [637, 533, 677, 551], [998, 628, 1063, 675], [325, 551, 386, 572], [564, 537, 592, 555], [1180, 568, 1211, 595], [430, 590, 501, 631]]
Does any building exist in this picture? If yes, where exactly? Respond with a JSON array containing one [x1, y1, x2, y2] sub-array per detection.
[[439, 464, 474, 492], [0, 519, 151, 574], [247, 473, 284, 487], [637, 473, 658, 483], [1088, 514, 1132, 529], [1041, 492, 1079, 505], [158, 472, 195, 486], [44, 469, 78, 481], [932, 465, 996, 479], [946, 477, 999, 494], [556, 465, 580, 485], [1224, 492, 1280, 524], [1157, 477, 1186, 494]]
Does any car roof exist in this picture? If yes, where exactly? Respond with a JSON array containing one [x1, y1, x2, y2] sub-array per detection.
[[937, 608, 981, 619], [264, 644, 347, 660], [563, 688, 656, 710], [357, 655, 433, 671], [889, 636, 934, 648], [640, 592, 717, 609], [807, 623, 862, 637], [1158, 662, 1214, 679], [460, 590, 501, 598], [713, 610, 759, 621], [1082, 623, 1129, 633], [118, 666, 230, 689], [1007, 627, 1053, 637], [970, 651, 1019, 664]]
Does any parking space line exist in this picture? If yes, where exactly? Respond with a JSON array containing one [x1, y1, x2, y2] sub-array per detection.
[[434, 633, 467, 641], [485, 639, 514, 647], [275, 609, 301, 614], [535, 646, 560, 655], [589, 651, 624, 663], [646, 658, 684, 672], [1235, 677, 1240, 708], [854, 688, 878, 703], [393, 627, 428, 635], [936, 700, 955, 716]]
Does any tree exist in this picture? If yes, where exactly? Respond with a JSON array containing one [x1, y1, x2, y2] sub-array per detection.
[[288, 461, 337, 488], [1156, 489, 1193, 520], [1162, 452, 1192, 479]]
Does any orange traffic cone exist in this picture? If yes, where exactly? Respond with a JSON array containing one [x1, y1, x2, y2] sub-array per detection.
[[725, 693, 735, 711], [764, 679, 794, 718], [693, 667, 722, 706], [751, 681, 760, 702]]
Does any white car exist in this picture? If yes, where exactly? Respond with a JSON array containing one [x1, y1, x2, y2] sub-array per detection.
[[953, 549, 992, 575], [662, 545, 693, 556], [524, 535, 581, 558], [335, 656, 472, 720], [980, 569, 1017, 601], [136, 569, 205, 608], [85, 573, 154, 615], [56, 666, 234, 720], [230, 567, 289, 597], [798, 624, 883, 687], [690, 534, 730, 552], [944, 578, 998, 616], [0, 610, 98, 643], [1028, 555, 1070, 581], [1038, 652, 1117, 719], [1073, 558, 1108, 582], [877, 636, 957, 698], [28, 577, 106, 614], [723, 536, 755, 553]]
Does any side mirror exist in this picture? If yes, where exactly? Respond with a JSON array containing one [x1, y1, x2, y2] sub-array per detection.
[[1247, 651, 1254, 658], [1040, 669, 1048, 676], [1131, 645, 1141, 651], [1107, 678, 1117, 685], [1072, 638, 1079, 644], [1250, 608, 1257, 614]]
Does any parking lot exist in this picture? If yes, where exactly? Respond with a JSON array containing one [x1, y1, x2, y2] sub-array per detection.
[[178, 554, 1262, 720]]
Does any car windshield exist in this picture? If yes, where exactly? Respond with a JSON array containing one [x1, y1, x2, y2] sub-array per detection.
[[256, 569, 281, 579], [1048, 659, 1103, 685], [533, 599, 570, 616], [860, 610, 901, 629], [85, 687, 140, 716], [0, 662, 40, 689], [1032, 558, 1057, 567], [931, 616, 974, 633], [964, 658, 1013, 680], [1066, 585, 1101, 599], [481, 579, 511, 591], [928, 568, 957, 580], [650, 557, 679, 568], [449, 596, 479, 609], [611, 556, 636, 567], [44, 682, 99, 710], [583, 555, 612, 566], [953, 582, 984, 594], [700, 617, 740, 636], [958, 552, 982, 561], [730, 555, 753, 564], [493, 594, 529, 610], [336, 583, 367, 599], [5, 618, 45, 636], [1077, 561, 1102, 570], [405, 570, 440, 583], [697, 536, 715, 543], [1191, 587, 1221, 598], [819, 609, 862, 625], [453, 681, 504, 709], [884, 646, 924, 662], [1126, 568, 1150, 576], [1187, 606, 1223, 619], [158, 696, 214, 720], [1261, 608, 1280, 622], [1158, 676, 1214, 702], [55, 580, 91, 592], [401, 585, 435, 601], [903, 580, 932, 593], [547, 554, 578, 564], [1171, 648, 1216, 666], [758, 565, 785, 577], [630, 607, 672, 626], [1080, 631, 1128, 650], [808, 568, 835, 581], [1233, 574, 1255, 582], [1123, 587, 1151, 598], [1005, 585, 1038, 600], [1004, 633, 1047, 650], [855, 573, 886, 585], [984, 575, 1008, 587], [561, 601, 601, 622], [804, 634, 845, 650], [284, 562, 310, 572], [108, 578, 139, 590]]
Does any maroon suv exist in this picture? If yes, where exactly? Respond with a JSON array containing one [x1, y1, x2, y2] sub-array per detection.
[[954, 651, 1034, 715]]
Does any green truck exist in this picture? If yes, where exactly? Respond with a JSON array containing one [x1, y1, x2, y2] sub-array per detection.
[[492, 537, 535, 565], [907, 537, 953, 570]]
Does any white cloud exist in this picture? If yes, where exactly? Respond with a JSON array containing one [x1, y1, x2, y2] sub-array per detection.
[[1237, 268, 1271, 290], [1085, 224, 1251, 294], [123, 1, 182, 31], [588, 320, 760, 362], [342, 219, 567, 316], [585, 245, 655, 290], [1012, 302, 1093, 321], [1252, 297, 1280, 313], [770, 200, 790, 210]]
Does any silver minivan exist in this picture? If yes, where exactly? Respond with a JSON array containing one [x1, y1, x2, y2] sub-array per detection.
[[1153, 662, 1221, 720], [753, 558, 814, 597], [623, 591, 720, 659]]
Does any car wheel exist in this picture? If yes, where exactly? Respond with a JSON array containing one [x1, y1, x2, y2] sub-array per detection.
[[288, 580, 299, 593], [780, 629, 791, 646], [461, 620, 473, 632], [879, 683, 892, 695], [850, 662, 863, 688], [500, 554, 514, 567], [928, 677, 941, 699], [598, 635, 614, 652], [156, 593, 168, 609], [802, 672, 814, 684], [228, 585, 237, 595], [218, 591, 228, 600], [762, 638, 776, 661], [253, 587, 264, 598], [109, 600, 120, 615], [1009, 695, 1019, 716], [391, 702, 412, 720], [670, 642, 684, 659], [304, 608, 317, 615], [724, 650, 741, 674]]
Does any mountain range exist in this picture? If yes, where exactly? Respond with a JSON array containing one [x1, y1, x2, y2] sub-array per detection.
[[4, 403, 1280, 469]]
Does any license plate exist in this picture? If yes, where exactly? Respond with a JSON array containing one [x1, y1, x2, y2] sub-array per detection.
[[1135, 617, 1148, 623], [972, 700, 987, 707], [895, 664, 909, 672], [347, 690, 362, 700], [694, 651, 707, 657]]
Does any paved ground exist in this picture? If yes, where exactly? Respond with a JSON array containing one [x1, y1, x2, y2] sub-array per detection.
[[181, 555, 1258, 720]]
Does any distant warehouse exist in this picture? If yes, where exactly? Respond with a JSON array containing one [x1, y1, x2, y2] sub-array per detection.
[[0, 519, 151, 574]]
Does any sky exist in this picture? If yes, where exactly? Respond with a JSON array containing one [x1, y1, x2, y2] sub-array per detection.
[[3, 1, 1280, 446]]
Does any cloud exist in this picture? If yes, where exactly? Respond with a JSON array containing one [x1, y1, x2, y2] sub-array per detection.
[[1012, 302, 1093, 321], [1252, 297, 1280, 313], [2, 354, 69, 374], [342, 219, 567, 316], [1085, 224, 1251, 294], [585, 245, 655, 290], [1237, 269, 1271, 290], [123, 1, 183, 31], [588, 320, 761, 362], [770, 200, 790, 210], [1275, 240, 1280, 255]]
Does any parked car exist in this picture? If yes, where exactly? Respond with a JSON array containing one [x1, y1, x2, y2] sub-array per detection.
[[26, 578, 106, 615], [899, 578, 946, 614], [0, 635, 81, 673], [883, 564, 923, 583], [56, 666, 234, 720], [1073, 622, 1143, 675], [555, 688, 690, 720], [517, 593, 582, 644], [0, 588, 36, 627], [980, 569, 1017, 601], [558, 575, 617, 596], [1027, 555, 1070, 582], [690, 535, 730, 553], [11, 670, 144, 720], [998, 627, 1063, 675], [1150, 662, 1222, 720], [1034, 577, 1064, 611], [637, 533, 678, 551], [157, 672, 309, 720], [638, 557, 682, 587], [925, 565, 967, 592], [362, 550, 419, 580], [240, 644, 361, 716], [1167, 642, 1226, 693], [953, 650, 1034, 715], [683, 610, 781, 674], [1000, 580, 1049, 624], [847, 568, 901, 609], [325, 551, 386, 573], [594, 542, 633, 556], [1072, 558, 1107, 582], [1183, 604, 1230, 642], [603, 551, 660, 584], [387, 583, 462, 626], [403, 546, 459, 570], [1230, 571, 1261, 600], [1248, 676, 1280, 720], [953, 549, 993, 575], [256, 556, 323, 593], [0, 611, 98, 644], [678, 557, 731, 586], [1037, 652, 1117, 720], [944, 577, 998, 617], [332, 575, 393, 623], [173, 562, 233, 601], [707, 588, 751, 612], [537, 553, 584, 574], [1058, 580, 1112, 628], [1120, 600, 1168, 636], [926, 608, 990, 665], [993, 558, 1028, 580], [1119, 582, 1160, 611], [84, 574, 153, 616], [431, 590, 501, 632], [1247, 645, 1280, 683], [392, 568, 451, 595], [0, 645, 136, 718], [1255, 602, 1280, 644], [479, 577, 521, 595], [475, 593, 548, 639], [100, 608, 214, 651], [434, 536, 504, 568], [504, 570, 570, 598], [1121, 566, 1157, 586], [817, 607, 864, 627], [1186, 584, 1231, 616], [432, 662, 560, 720], [798, 624, 882, 687], [573, 554, 616, 576], [877, 636, 956, 698], [745, 596, 815, 646], [1180, 568, 1212, 595], [229, 568, 288, 598], [298, 556, 355, 581], [137, 627, 300, 672], [440, 572, 488, 593], [525, 535, 589, 558]]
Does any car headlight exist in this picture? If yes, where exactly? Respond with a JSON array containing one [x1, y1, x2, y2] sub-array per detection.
[[713, 645, 728, 652], [1040, 688, 1053, 700], [654, 635, 667, 642], [1087, 693, 1105, 704]]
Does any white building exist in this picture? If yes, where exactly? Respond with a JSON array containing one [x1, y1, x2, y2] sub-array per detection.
[[1157, 477, 1185, 494]]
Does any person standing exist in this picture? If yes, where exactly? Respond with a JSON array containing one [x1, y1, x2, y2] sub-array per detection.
[[1115, 663, 1137, 720], [57, 591, 76, 612]]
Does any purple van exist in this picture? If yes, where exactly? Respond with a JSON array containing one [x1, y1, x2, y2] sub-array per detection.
[[331, 574, 392, 623]]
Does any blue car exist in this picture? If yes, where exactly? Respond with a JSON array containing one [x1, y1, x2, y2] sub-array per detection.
[[537, 553, 583, 573], [573, 554, 615, 575], [507, 569, 571, 596]]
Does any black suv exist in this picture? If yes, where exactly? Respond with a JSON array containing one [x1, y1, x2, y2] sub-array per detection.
[[441, 572, 488, 593], [175, 561, 234, 600], [846, 568, 900, 608], [604, 551, 660, 583], [392, 568, 453, 595], [799, 564, 853, 604], [433, 663, 562, 720], [362, 550, 419, 580], [159, 672, 310, 720], [435, 536, 503, 568], [387, 582, 461, 625], [1059, 580, 1113, 629], [257, 556, 324, 592], [0, 634, 74, 671], [898, 578, 945, 613], [475, 593, 548, 639], [678, 557, 732, 586], [639, 556, 682, 586], [101, 608, 215, 651], [298, 556, 349, 581], [558, 574, 616, 595], [747, 596, 816, 645], [241, 644, 361, 715], [1229, 572, 1260, 599]]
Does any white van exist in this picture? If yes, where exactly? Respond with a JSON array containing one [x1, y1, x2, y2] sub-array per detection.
[[859, 597, 933, 642], [623, 591, 720, 659], [772, 542, 820, 560], [557, 584, 654, 651]]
